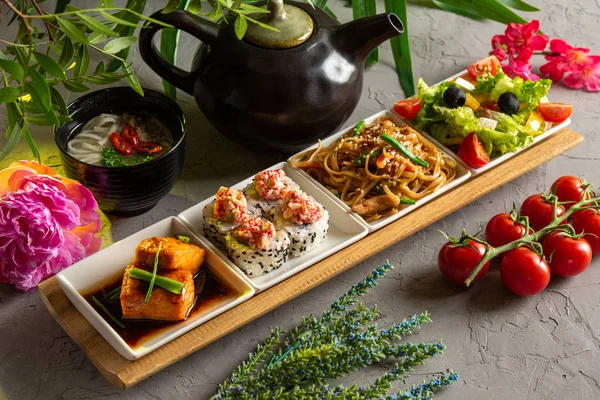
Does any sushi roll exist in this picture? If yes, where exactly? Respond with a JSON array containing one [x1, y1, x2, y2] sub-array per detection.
[[203, 187, 248, 246], [243, 169, 299, 216], [271, 190, 329, 257], [225, 217, 290, 276]]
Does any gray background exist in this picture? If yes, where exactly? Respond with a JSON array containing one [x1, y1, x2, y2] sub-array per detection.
[[2, 0, 600, 398]]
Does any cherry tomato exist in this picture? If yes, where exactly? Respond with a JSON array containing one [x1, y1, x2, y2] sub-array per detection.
[[550, 176, 589, 210], [458, 132, 490, 168], [520, 194, 565, 231], [485, 213, 532, 248], [537, 102, 572, 123], [394, 98, 422, 120], [438, 240, 490, 285], [480, 100, 499, 112], [134, 141, 163, 154], [121, 124, 140, 145], [110, 132, 132, 155], [467, 56, 501, 79], [572, 209, 600, 254], [542, 232, 592, 277], [500, 247, 550, 296]]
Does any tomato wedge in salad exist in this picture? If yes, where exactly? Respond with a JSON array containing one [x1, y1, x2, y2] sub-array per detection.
[[393, 98, 421, 120], [537, 102, 572, 122], [458, 132, 490, 168], [467, 56, 501, 79]]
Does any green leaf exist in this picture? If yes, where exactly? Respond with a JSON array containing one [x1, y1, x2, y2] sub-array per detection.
[[26, 114, 60, 126], [55, 0, 70, 13], [162, 0, 181, 14], [241, 14, 279, 32], [57, 17, 90, 44], [107, 0, 147, 72], [432, 0, 527, 24], [432, 0, 482, 19], [103, 36, 137, 54], [89, 31, 107, 44], [76, 12, 120, 36], [0, 87, 20, 103], [384, 0, 414, 97], [364, 0, 378, 65], [74, 44, 90, 77], [33, 51, 66, 79], [238, 3, 270, 13], [26, 69, 52, 111], [497, 0, 539, 12], [122, 64, 143, 96], [323, 6, 337, 19], [94, 61, 106, 74], [99, 0, 115, 7], [100, 11, 140, 27], [0, 59, 25, 81], [49, 85, 68, 116], [58, 37, 75, 68], [0, 51, 8, 60], [6, 102, 22, 127], [187, 0, 202, 13], [82, 74, 127, 84], [63, 80, 92, 92], [0, 123, 21, 161], [352, 0, 366, 19], [234, 15, 248, 40], [21, 126, 40, 161]]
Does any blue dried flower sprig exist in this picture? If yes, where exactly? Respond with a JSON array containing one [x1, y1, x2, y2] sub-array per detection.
[[212, 262, 458, 399]]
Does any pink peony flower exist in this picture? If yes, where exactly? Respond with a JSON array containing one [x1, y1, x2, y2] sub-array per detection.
[[0, 161, 102, 291], [502, 58, 540, 82], [503, 20, 548, 62], [562, 59, 600, 91], [540, 39, 596, 82]]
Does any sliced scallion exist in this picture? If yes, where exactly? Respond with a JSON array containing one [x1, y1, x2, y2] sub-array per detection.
[[144, 241, 162, 304], [90, 295, 125, 329], [175, 234, 190, 243], [353, 120, 366, 136], [130, 267, 184, 295], [399, 197, 416, 205]]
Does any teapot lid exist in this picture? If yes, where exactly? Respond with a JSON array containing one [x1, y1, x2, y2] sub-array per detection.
[[244, 0, 314, 49]]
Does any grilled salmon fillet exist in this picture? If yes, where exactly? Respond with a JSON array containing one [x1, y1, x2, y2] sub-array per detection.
[[120, 264, 196, 321], [134, 236, 205, 275]]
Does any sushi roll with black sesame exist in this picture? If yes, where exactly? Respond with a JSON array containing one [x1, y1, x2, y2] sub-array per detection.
[[271, 190, 329, 257], [243, 169, 300, 216], [225, 217, 290, 276], [203, 187, 249, 246]]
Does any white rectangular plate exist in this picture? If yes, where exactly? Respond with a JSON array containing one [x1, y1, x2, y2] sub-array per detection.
[[288, 110, 472, 232], [56, 217, 254, 360], [395, 69, 572, 175], [177, 162, 369, 292]]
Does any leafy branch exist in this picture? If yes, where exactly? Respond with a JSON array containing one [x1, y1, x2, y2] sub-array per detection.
[[211, 262, 459, 399]]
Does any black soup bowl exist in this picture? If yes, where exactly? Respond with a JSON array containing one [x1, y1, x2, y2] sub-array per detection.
[[54, 87, 186, 217]]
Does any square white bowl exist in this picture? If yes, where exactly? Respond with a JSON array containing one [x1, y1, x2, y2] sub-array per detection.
[[288, 110, 472, 232], [56, 216, 254, 360], [177, 162, 369, 292], [394, 69, 572, 175]]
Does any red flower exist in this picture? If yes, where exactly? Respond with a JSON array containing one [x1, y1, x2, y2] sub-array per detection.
[[491, 35, 508, 62], [502, 58, 540, 82], [540, 39, 595, 82], [503, 20, 548, 62], [562, 58, 600, 91]]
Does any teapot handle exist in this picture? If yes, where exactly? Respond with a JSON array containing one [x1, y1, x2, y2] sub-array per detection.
[[139, 10, 219, 95]]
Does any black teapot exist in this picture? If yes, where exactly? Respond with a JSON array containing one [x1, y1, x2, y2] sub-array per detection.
[[139, 0, 403, 152]]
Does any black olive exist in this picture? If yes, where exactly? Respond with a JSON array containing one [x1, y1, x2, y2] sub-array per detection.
[[443, 87, 466, 109], [498, 92, 520, 115]]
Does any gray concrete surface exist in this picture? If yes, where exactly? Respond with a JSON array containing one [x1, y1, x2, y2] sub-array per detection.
[[2, 0, 600, 398]]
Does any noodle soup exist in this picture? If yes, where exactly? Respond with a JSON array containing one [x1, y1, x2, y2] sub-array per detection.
[[67, 113, 173, 167]]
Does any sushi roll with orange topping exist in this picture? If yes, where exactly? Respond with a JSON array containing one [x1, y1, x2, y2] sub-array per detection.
[[224, 216, 290, 276], [203, 187, 249, 245], [243, 169, 299, 216], [271, 190, 329, 257]]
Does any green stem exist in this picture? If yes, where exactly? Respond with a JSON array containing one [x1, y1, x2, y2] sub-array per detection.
[[129, 267, 184, 295], [464, 188, 596, 286], [144, 241, 162, 303]]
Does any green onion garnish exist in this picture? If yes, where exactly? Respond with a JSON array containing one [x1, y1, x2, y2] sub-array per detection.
[[380, 134, 430, 168], [399, 197, 416, 205], [103, 285, 122, 304], [354, 149, 382, 166], [90, 295, 125, 329], [144, 241, 162, 303], [353, 120, 366, 136], [175, 234, 190, 243], [130, 267, 184, 295]]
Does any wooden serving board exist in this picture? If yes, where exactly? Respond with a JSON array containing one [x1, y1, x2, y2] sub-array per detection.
[[38, 128, 583, 390]]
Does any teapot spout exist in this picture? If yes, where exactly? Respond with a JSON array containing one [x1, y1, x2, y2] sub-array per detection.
[[335, 13, 404, 61]]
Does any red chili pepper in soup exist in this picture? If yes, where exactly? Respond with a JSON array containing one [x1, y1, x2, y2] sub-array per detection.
[[111, 133, 132, 155]]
